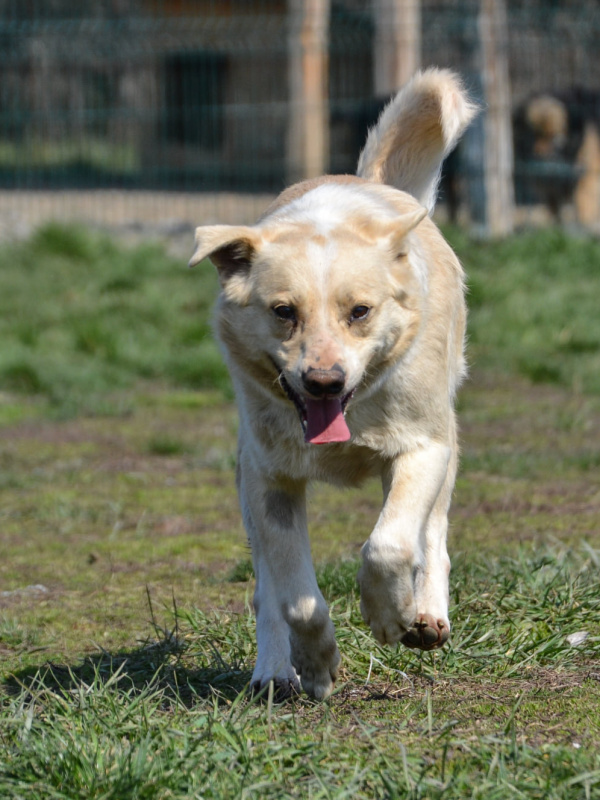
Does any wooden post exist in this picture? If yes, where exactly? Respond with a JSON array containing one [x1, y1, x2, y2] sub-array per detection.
[[479, 0, 514, 236], [574, 123, 600, 226], [373, 0, 421, 96], [287, 0, 330, 184]]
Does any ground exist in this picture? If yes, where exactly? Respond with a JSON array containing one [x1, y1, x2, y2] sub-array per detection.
[[0, 225, 599, 798]]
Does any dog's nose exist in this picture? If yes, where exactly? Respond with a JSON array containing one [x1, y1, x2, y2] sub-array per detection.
[[302, 366, 346, 398]]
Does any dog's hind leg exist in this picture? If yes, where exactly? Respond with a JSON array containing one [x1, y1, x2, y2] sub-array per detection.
[[237, 446, 340, 700], [358, 440, 453, 648]]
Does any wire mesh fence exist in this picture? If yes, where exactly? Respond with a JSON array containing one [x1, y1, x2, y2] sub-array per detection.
[[0, 0, 599, 233]]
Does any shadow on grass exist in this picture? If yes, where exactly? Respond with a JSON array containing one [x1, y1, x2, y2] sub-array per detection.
[[3, 594, 254, 708], [3, 632, 253, 708], [1, 568, 358, 710]]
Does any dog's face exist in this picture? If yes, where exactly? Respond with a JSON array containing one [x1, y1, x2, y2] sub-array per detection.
[[190, 186, 427, 443]]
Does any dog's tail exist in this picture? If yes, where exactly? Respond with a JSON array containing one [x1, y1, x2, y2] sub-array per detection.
[[356, 69, 478, 213]]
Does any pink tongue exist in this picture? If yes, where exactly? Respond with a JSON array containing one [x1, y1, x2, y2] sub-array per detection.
[[304, 398, 351, 444]]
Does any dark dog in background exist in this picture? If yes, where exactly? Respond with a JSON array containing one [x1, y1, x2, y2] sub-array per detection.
[[513, 88, 600, 224]]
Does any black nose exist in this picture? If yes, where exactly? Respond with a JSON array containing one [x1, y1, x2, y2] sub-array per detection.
[[301, 366, 346, 398]]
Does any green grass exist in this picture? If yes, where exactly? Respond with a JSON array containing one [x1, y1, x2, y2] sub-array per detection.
[[0, 223, 230, 419], [0, 138, 139, 174], [1, 546, 599, 798], [446, 227, 600, 394], [1, 223, 600, 797]]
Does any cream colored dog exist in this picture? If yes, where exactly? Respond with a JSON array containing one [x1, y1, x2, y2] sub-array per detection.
[[190, 69, 477, 699]]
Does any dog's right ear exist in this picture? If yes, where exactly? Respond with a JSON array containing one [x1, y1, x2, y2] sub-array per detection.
[[189, 225, 262, 277], [189, 225, 263, 304]]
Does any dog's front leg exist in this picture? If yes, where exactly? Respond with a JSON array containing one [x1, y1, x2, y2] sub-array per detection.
[[237, 449, 340, 699], [358, 441, 453, 649]]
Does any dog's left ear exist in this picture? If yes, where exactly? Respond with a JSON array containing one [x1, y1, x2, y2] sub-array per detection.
[[360, 207, 427, 255], [386, 207, 428, 256], [189, 225, 262, 281]]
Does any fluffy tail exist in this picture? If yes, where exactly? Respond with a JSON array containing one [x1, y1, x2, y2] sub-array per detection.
[[356, 69, 478, 213]]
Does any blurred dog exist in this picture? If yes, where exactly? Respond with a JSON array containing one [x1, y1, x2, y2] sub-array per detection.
[[514, 88, 600, 224], [190, 69, 477, 699]]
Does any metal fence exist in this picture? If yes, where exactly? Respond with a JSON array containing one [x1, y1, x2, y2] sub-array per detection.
[[1, 0, 600, 233]]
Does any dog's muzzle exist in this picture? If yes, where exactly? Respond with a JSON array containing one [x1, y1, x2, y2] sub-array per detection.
[[277, 366, 354, 445]]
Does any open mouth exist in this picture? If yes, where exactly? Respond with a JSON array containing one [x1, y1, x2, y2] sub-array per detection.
[[278, 372, 354, 445]]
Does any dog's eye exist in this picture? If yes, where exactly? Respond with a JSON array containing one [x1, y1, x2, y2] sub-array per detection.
[[350, 305, 370, 321], [273, 304, 296, 322]]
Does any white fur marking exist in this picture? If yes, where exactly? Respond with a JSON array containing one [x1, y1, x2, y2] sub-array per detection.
[[305, 237, 339, 312], [273, 184, 398, 233]]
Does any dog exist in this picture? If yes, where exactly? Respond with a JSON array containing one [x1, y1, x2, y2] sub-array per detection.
[[190, 69, 477, 699], [513, 89, 600, 224]]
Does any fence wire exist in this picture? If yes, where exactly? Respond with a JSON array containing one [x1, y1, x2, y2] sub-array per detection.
[[0, 0, 599, 230]]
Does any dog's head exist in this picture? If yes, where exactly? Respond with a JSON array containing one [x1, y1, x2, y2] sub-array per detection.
[[190, 183, 428, 444]]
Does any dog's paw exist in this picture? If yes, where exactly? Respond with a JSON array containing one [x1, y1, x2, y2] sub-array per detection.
[[250, 664, 301, 701], [250, 675, 301, 701], [401, 613, 450, 650], [289, 624, 341, 700], [357, 553, 416, 645]]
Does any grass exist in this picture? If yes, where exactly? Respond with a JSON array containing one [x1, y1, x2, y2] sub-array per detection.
[[0, 223, 230, 419], [0, 138, 139, 174], [447, 226, 600, 395], [0, 223, 600, 797], [1, 546, 599, 798]]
